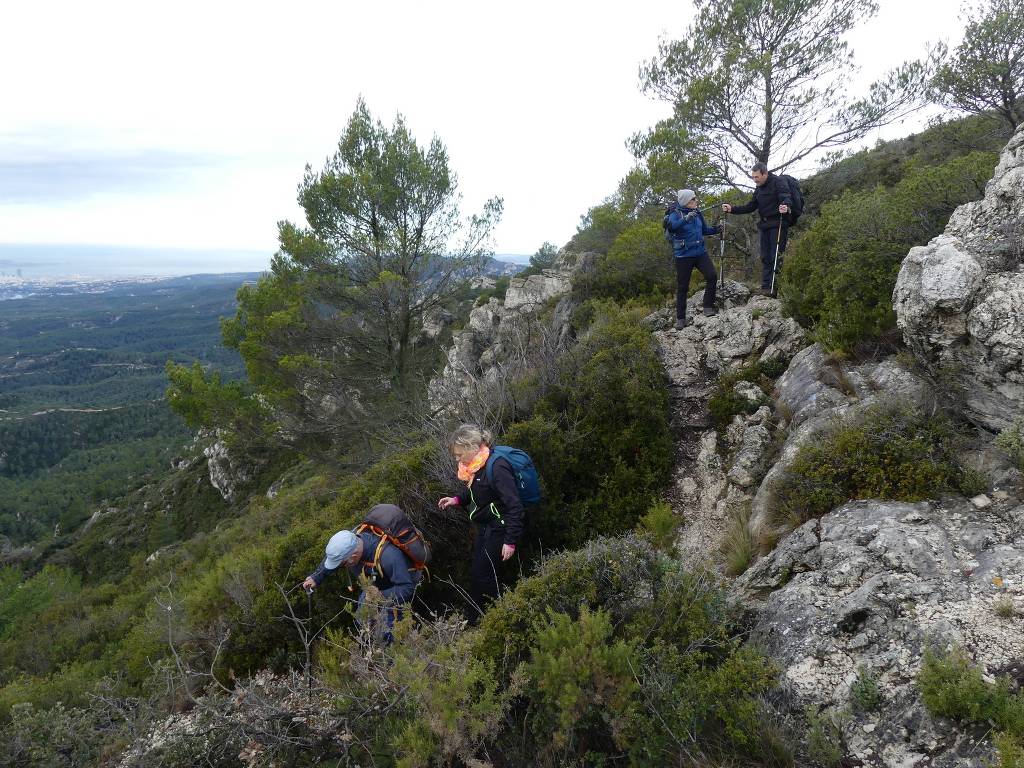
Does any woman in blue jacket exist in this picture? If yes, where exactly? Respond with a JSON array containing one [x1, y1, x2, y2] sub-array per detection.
[[665, 189, 720, 329]]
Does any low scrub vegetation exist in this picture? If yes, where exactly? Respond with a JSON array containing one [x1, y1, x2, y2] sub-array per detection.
[[783, 151, 998, 352], [919, 647, 1024, 767], [768, 404, 982, 532], [708, 358, 787, 429]]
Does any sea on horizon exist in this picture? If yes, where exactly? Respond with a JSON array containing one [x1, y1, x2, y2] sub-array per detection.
[[0, 243, 531, 280], [0, 243, 273, 280]]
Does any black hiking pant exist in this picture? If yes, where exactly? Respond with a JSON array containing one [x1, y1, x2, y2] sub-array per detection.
[[758, 219, 789, 289], [468, 521, 506, 622], [675, 253, 718, 320]]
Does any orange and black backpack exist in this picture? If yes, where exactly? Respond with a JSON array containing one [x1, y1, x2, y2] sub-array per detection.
[[355, 503, 432, 575]]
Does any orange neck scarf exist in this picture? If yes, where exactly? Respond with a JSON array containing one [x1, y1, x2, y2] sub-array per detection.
[[457, 445, 490, 485]]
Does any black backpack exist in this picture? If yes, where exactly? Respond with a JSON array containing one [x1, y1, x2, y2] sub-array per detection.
[[662, 206, 676, 243], [778, 174, 804, 226], [356, 503, 432, 572]]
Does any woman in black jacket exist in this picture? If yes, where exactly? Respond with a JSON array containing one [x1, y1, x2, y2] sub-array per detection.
[[438, 423, 524, 621]]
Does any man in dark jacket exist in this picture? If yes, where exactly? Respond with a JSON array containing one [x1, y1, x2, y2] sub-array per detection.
[[722, 162, 791, 295], [665, 188, 721, 329], [303, 526, 420, 640]]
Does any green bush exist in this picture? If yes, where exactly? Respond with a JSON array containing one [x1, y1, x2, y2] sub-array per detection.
[[996, 417, 1024, 472], [783, 151, 999, 351], [769, 405, 978, 531], [470, 535, 782, 766], [505, 302, 673, 551], [707, 359, 784, 429], [805, 707, 844, 767], [919, 647, 1024, 763], [996, 733, 1024, 768], [524, 606, 638, 754], [637, 500, 678, 551], [850, 666, 883, 713], [0, 702, 118, 768], [573, 220, 674, 305]]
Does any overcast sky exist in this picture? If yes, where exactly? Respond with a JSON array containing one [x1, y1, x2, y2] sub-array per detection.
[[0, 0, 966, 272]]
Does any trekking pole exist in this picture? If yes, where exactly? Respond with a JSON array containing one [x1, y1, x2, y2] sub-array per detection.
[[718, 213, 727, 289], [769, 217, 783, 296]]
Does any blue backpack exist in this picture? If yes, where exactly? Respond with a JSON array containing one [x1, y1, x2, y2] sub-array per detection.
[[485, 446, 541, 505]]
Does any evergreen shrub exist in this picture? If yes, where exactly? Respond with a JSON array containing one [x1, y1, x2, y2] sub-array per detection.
[[769, 404, 980, 531], [996, 417, 1024, 472], [783, 151, 999, 351], [572, 221, 674, 306], [504, 302, 673, 550], [919, 647, 1024, 766], [484, 536, 779, 765], [707, 359, 785, 428]]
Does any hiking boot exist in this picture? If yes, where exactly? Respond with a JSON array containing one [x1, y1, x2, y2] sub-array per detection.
[[757, 286, 772, 296], [702, 306, 718, 317], [674, 317, 691, 330]]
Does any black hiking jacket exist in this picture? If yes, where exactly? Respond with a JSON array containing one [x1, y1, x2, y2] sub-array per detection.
[[730, 173, 793, 228], [456, 456, 524, 546]]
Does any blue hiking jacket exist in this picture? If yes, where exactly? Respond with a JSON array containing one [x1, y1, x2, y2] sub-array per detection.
[[309, 530, 420, 603], [666, 207, 721, 259]]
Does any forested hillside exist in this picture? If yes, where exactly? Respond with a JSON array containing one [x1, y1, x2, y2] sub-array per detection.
[[0, 275, 251, 546], [2, 0, 1022, 763]]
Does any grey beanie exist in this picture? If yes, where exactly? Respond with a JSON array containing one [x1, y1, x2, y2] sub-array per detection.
[[677, 189, 696, 206], [324, 530, 359, 568]]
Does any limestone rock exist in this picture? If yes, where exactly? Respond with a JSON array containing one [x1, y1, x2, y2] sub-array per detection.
[[654, 285, 805, 562], [739, 497, 1024, 767], [749, 346, 934, 544], [204, 439, 262, 503], [428, 251, 589, 413], [894, 123, 1024, 431]]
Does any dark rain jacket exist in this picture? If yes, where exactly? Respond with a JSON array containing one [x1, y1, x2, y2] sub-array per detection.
[[456, 455, 524, 546], [729, 173, 793, 228], [308, 529, 420, 604]]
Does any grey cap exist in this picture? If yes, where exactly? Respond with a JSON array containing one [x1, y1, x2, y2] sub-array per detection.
[[324, 530, 359, 569], [677, 189, 696, 206]]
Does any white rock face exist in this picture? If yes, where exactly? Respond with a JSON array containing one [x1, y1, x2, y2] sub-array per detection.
[[204, 439, 257, 503], [502, 268, 572, 311], [428, 252, 587, 413], [893, 123, 1024, 431], [651, 281, 806, 562], [739, 497, 1024, 767], [747, 343, 934, 543]]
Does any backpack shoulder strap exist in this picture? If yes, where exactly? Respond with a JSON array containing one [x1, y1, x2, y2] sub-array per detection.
[[485, 451, 498, 486], [367, 535, 387, 577]]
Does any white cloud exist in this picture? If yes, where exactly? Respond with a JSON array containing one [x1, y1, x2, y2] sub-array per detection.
[[0, 0, 966, 264]]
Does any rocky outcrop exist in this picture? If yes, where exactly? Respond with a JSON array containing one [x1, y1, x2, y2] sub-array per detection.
[[739, 495, 1024, 767], [651, 281, 806, 562], [747, 344, 937, 543], [428, 252, 589, 412], [893, 123, 1024, 432], [204, 438, 261, 503]]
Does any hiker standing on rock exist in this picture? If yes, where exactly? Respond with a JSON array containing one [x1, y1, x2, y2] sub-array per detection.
[[665, 189, 721, 329], [303, 509, 422, 639], [722, 162, 792, 296], [438, 424, 526, 622]]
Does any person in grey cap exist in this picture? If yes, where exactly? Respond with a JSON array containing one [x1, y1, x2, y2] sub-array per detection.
[[302, 526, 420, 638], [664, 188, 721, 329]]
